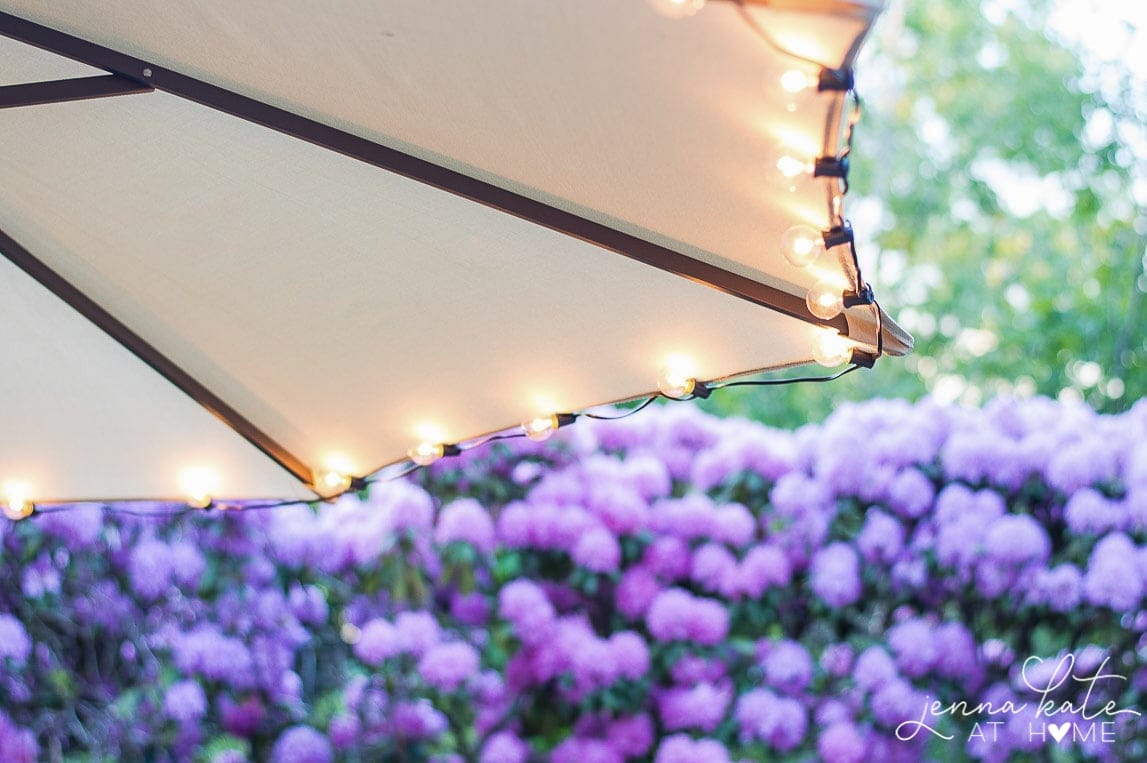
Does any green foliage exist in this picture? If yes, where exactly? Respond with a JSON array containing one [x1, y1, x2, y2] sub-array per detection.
[[710, 0, 1146, 428]]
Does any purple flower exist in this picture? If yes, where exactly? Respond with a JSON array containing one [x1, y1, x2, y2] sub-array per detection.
[[169, 540, 207, 588], [1064, 489, 1125, 535], [690, 543, 739, 596], [818, 722, 867, 763], [762, 640, 814, 693], [887, 619, 937, 678], [328, 714, 360, 750], [572, 527, 622, 573], [606, 714, 654, 757], [737, 544, 791, 597], [163, 680, 207, 722], [395, 611, 441, 657], [857, 509, 904, 564], [735, 689, 807, 750], [820, 643, 854, 677], [657, 681, 732, 732], [499, 580, 555, 642], [450, 591, 489, 626], [642, 536, 691, 581], [436, 498, 496, 553], [480, 731, 529, 763], [654, 734, 730, 763], [127, 538, 173, 599], [354, 619, 401, 665], [810, 543, 862, 608], [0, 615, 32, 665], [853, 646, 897, 693], [712, 504, 756, 547], [870, 677, 923, 728], [615, 566, 661, 619], [933, 622, 981, 686], [646, 589, 729, 645], [418, 642, 480, 692], [885, 469, 935, 518], [585, 481, 650, 536], [983, 514, 1050, 566], [608, 631, 650, 680], [391, 699, 448, 739], [1084, 532, 1143, 611], [1029, 564, 1083, 611], [1046, 437, 1119, 493], [270, 726, 333, 763]]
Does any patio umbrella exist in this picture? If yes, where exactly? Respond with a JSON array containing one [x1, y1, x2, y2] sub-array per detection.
[[0, 0, 910, 509]]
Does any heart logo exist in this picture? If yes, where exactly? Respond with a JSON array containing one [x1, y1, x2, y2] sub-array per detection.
[[1048, 722, 1071, 743]]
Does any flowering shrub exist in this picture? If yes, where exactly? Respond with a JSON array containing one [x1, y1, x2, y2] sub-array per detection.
[[2, 396, 1146, 761]]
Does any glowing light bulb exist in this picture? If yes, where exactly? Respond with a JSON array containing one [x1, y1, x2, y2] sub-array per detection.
[[780, 69, 816, 94], [409, 442, 445, 466], [813, 331, 853, 367], [522, 414, 560, 442], [658, 368, 697, 399], [179, 467, 219, 509], [806, 281, 846, 320], [2, 481, 33, 521], [776, 155, 812, 178], [315, 469, 353, 496], [648, 0, 705, 18], [781, 225, 825, 268]]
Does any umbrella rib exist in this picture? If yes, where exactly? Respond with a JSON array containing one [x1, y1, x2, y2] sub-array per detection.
[[0, 226, 317, 490], [0, 74, 152, 109], [0, 10, 848, 335]]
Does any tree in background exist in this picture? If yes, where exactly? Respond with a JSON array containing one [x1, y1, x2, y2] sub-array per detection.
[[709, 0, 1147, 428]]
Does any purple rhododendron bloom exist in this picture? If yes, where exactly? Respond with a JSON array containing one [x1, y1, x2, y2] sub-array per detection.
[[657, 681, 732, 732], [0, 615, 32, 665], [395, 611, 441, 657], [654, 734, 730, 763], [436, 498, 496, 553], [1084, 532, 1143, 611], [270, 726, 333, 763], [607, 714, 654, 757], [690, 543, 739, 596], [353, 618, 401, 665], [572, 527, 622, 573], [810, 543, 861, 607], [887, 619, 937, 678], [480, 731, 529, 763], [762, 639, 814, 693], [163, 680, 207, 722], [417, 642, 478, 693], [737, 543, 791, 597], [615, 566, 661, 619], [646, 589, 728, 645], [818, 722, 867, 763]]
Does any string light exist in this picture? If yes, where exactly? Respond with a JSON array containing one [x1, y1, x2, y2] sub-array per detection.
[[648, 0, 705, 19], [776, 155, 813, 179], [2, 481, 33, 520], [409, 442, 446, 466], [521, 414, 577, 442], [806, 280, 846, 320], [812, 330, 853, 368], [657, 367, 696, 399], [179, 467, 219, 509], [780, 69, 817, 94], [780, 225, 826, 268], [315, 469, 353, 496]]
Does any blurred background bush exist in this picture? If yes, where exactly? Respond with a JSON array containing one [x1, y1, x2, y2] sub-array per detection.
[[2, 398, 1145, 761]]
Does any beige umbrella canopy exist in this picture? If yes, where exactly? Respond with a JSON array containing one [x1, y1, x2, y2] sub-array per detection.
[[0, 0, 909, 510]]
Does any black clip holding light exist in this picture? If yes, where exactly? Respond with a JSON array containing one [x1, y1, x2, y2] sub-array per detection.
[[817, 67, 854, 92]]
